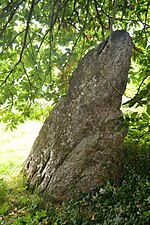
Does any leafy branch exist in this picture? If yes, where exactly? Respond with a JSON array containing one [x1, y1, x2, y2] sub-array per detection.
[[0, 29, 26, 55], [19, 0, 36, 62], [0, 0, 35, 87], [0, 0, 150, 124], [123, 73, 150, 107], [0, 0, 24, 38]]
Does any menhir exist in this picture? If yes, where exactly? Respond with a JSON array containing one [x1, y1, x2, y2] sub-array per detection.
[[24, 30, 132, 202]]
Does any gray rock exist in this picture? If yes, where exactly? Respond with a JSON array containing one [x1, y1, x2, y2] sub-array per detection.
[[24, 30, 132, 202]]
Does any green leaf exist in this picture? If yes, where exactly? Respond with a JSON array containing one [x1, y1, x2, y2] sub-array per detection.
[[131, 112, 138, 120], [142, 112, 150, 121], [146, 104, 150, 116]]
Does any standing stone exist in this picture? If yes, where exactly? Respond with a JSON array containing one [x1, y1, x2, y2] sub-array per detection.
[[24, 30, 132, 202]]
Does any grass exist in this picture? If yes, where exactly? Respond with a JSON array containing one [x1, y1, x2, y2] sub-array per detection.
[[0, 121, 42, 179], [0, 121, 150, 224]]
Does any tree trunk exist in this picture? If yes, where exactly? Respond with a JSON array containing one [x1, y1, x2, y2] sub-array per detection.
[[24, 30, 132, 202]]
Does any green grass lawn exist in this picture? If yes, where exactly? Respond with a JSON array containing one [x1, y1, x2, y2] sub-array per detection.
[[0, 121, 42, 180]]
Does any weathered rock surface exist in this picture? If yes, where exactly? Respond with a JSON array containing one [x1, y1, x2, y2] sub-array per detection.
[[24, 30, 132, 202]]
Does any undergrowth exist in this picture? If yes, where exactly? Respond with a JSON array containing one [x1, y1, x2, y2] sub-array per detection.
[[0, 139, 149, 225]]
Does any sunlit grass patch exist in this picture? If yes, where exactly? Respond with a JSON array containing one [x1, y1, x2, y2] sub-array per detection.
[[0, 121, 42, 180]]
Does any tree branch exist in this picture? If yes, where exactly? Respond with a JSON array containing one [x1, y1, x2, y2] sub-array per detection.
[[123, 73, 150, 106], [37, 29, 50, 53], [110, 0, 117, 32], [19, 0, 35, 62], [0, 0, 24, 38], [0, 0, 36, 87], [21, 61, 33, 105], [0, 29, 26, 55], [94, 0, 108, 39]]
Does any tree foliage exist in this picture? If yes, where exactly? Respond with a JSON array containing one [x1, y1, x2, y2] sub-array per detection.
[[0, 0, 149, 129]]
